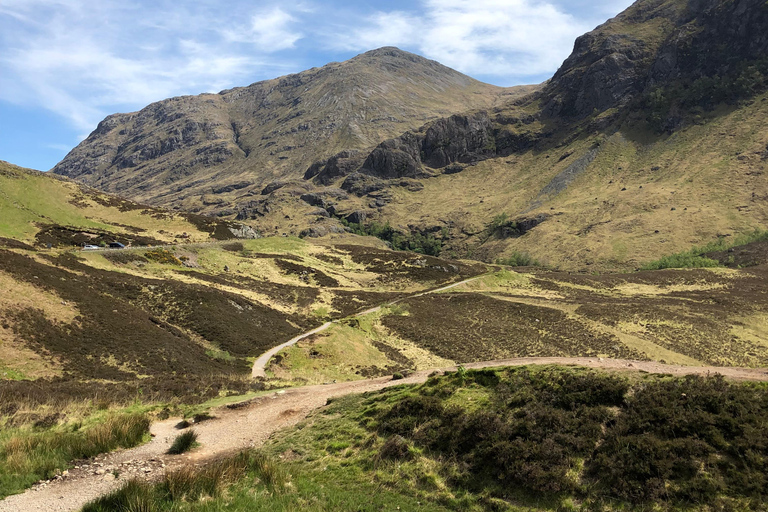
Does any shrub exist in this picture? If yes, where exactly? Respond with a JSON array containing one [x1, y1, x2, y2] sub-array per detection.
[[342, 220, 443, 256], [496, 252, 541, 267], [167, 430, 198, 455], [144, 249, 182, 266]]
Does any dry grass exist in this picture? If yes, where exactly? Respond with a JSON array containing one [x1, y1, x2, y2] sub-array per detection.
[[0, 413, 150, 498]]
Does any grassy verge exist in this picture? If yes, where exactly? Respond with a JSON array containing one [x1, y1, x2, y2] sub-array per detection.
[[0, 412, 150, 498], [640, 229, 768, 270]]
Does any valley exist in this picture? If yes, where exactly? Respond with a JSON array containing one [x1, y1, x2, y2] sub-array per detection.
[[2, 0, 768, 510]]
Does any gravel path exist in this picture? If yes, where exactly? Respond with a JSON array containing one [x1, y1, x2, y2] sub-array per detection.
[[3, 357, 768, 512]]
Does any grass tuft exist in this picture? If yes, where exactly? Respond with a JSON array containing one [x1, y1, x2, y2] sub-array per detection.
[[83, 450, 287, 511], [167, 430, 198, 455]]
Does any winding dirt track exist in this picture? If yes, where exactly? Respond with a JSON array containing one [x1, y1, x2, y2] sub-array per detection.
[[252, 275, 485, 378], [2, 357, 768, 512]]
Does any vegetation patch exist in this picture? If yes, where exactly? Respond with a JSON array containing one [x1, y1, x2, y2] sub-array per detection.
[[259, 366, 768, 511], [381, 292, 644, 362], [0, 413, 149, 498], [641, 230, 768, 270], [167, 430, 199, 455], [83, 451, 287, 512], [496, 252, 541, 267], [144, 248, 182, 265], [342, 220, 444, 256]]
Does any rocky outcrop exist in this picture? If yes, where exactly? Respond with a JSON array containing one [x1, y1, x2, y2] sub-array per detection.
[[304, 150, 364, 185], [421, 113, 495, 168], [359, 132, 426, 179], [542, 0, 768, 120]]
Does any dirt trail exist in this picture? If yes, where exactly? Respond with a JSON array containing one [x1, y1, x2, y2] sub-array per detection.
[[252, 275, 485, 378], [3, 357, 768, 512]]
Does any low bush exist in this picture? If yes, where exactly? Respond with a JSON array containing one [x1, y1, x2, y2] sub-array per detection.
[[496, 252, 541, 267], [367, 367, 768, 508], [641, 229, 768, 270], [143, 248, 182, 265], [342, 220, 443, 256]]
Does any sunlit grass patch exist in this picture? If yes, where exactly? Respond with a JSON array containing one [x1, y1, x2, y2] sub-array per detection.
[[0, 413, 150, 498]]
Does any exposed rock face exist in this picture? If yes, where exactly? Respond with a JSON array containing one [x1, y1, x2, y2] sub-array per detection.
[[542, 0, 768, 120], [304, 150, 364, 185], [359, 132, 427, 179], [322, 110, 538, 184], [52, 47, 517, 212], [421, 113, 495, 168]]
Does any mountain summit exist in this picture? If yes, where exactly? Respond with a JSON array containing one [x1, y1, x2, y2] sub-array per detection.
[[52, 47, 526, 212]]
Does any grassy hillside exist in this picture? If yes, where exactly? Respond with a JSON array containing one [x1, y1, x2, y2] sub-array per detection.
[[268, 263, 768, 384], [0, 160, 248, 246]]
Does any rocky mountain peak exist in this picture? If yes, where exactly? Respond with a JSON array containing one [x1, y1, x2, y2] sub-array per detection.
[[52, 47, 511, 211]]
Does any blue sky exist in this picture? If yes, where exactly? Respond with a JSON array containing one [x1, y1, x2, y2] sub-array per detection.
[[0, 0, 634, 171]]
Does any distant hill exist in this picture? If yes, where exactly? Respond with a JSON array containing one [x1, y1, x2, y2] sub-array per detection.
[[52, 48, 530, 214]]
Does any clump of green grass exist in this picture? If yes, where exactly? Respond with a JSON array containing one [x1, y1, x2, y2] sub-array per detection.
[[0, 413, 150, 498], [496, 251, 541, 267], [167, 430, 198, 455], [641, 228, 768, 270], [83, 450, 287, 512]]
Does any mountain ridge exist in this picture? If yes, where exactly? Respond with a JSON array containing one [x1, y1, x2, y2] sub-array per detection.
[[52, 47, 531, 213], [50, 0, 768, 270]]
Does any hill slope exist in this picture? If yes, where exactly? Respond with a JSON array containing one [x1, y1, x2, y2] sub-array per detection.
[[249, 0, 768, 270], [51, 48, 528, 214]]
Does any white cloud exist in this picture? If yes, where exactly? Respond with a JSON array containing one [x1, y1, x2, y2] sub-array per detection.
[[0, 1, 304, 133], [0, 0, 638, 142], [223, 7, 303, 51], [330, 0, 610, 82]]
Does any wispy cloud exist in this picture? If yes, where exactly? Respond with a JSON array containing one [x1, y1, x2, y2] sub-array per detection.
[[330, 0, 595, 82], [222, 7, 304, 50], [0, 1, 304, 132], [0, 0, 636, 142]]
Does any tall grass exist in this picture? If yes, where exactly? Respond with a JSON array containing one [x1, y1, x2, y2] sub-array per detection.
[[83, 450, 287, 512], [641, 228, 768, 270], [0, 413, 150, 498]]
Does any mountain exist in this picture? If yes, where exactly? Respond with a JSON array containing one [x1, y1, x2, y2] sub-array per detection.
[[52, 0, 768, 270], [252, 0, 768, 270], [52, 48, 531, 214]]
